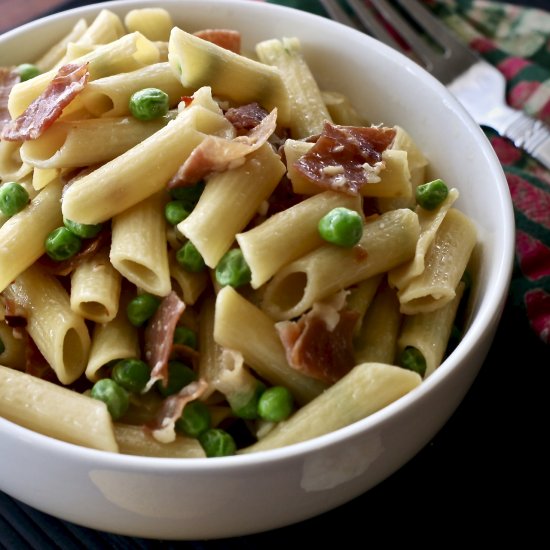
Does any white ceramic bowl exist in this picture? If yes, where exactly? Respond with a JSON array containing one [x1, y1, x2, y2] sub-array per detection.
[[0, 0, 514, 539]]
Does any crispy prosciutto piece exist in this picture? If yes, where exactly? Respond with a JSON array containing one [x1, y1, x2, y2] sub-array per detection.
[[0, 67, 20, 134], [150, 379, 208, 443], [1, 62, 89, 142], [276, 292, 359, 384], [144, 291, 186, 391], [293, 122, 396, 195], [225, 102, 269, 134], [193, 29, 241, 54], [2, 296, 27, 332], [167, 107, 277, 188]]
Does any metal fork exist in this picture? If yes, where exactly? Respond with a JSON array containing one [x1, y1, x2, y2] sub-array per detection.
[[320, 0, 550, 170]]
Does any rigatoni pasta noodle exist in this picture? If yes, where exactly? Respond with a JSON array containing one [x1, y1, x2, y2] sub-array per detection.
[[0, 7, 476, 457]]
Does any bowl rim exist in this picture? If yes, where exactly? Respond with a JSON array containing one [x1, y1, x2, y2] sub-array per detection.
[[0, 0, 515, 471]]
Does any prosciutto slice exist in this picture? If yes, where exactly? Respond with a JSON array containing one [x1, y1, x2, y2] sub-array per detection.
[[225, 102, 269, 134], [0, 67, 20, 134], [167, 107, 277, 188], [193, 29, 241, 53], [293, 122, 396, 195], [144, 291, 186, 391], [150, 379, 208, 443], [1, 62, 89, 141], [276, 293, 359, 384]]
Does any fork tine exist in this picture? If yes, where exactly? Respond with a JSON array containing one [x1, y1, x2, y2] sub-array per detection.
[[319, 0, 360, 30], [345, 0, 402, 51], [367, 0, 438, 69], [395, 0, 470, 54]]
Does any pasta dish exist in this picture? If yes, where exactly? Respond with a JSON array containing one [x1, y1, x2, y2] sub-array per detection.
[[0, 8, 477, 458]]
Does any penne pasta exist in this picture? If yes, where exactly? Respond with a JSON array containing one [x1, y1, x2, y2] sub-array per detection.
[[398, 283, 465, 378], [34, 19, 88, 72], [8, 32, 160, 118], [71, 246, 122, 323], [0, 140, 32, 183], [168, 27, 291, 126], [354, 283, 401, 365], [4, 264, 91, 385], [0, 179, 63, 292], [74, 9, 125, 47], [256, 37, 331, 138], [397, 208, 477, 314], [20, 115, 168, 169], [79, 62, 187, 117], [110, 191, 171, 297], [240, 363, 421, 453], [114, 423, 204, 457], [62, 99, 234, 224], [237, 190, 362, 288], [214, 286, 327, 405], [85, 293, 140, 382], [179, 143, 286, 268], [389, 188, 459, 290], [124, 8, 174, 42], [0, 365, 118, 452], [261, 208, 420, 321]]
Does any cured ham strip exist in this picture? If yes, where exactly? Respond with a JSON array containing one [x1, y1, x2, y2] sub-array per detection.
[[276, 293, 359, 384], [144, 291, 186, 391], [167, 107, 277, 188], [293, 122, 396, 195], [225, 102, 269, 134], [193, 29, 241, 54], [1, 62, 89, 142], [150, 379, 208, 443], [0, 68, 20, 134], [2, 297, 27, 329]]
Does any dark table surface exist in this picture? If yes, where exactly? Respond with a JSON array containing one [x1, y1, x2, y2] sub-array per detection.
[[1, 0, 548, 547]]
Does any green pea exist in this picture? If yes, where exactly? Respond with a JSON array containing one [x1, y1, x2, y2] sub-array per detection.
[[215, 248, 251, 288], [169, 181, 205, 205], [0, 182, 29, 217], [112, 358, 151, 394], [257, 386, 293, 422], [156, 360, 196, 397], [63, 218, 103, 239], [318, 207, 363, 248], [44, 227, 82, 261], [399, 346, 427, 377], [91, 378, 129, 420], [199, 428, 237, 457], [173, 326, 197, 349], [129, 87, 169, 120], [175, 400, 211, 438], [415, 178, 449, 210], [0, 336, 5, 355], [16, 63, 40, 81], [231, 382, 266, 420], [176, 241, 206, 273], [164, 200, 192, 225], [126, 293, 160, 327]]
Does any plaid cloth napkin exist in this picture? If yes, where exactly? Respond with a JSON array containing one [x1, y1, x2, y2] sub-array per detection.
[[269, 0, 550, 345]]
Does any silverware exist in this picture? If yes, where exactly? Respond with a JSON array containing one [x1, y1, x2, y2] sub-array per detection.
[[320, 0, 550, 169]]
